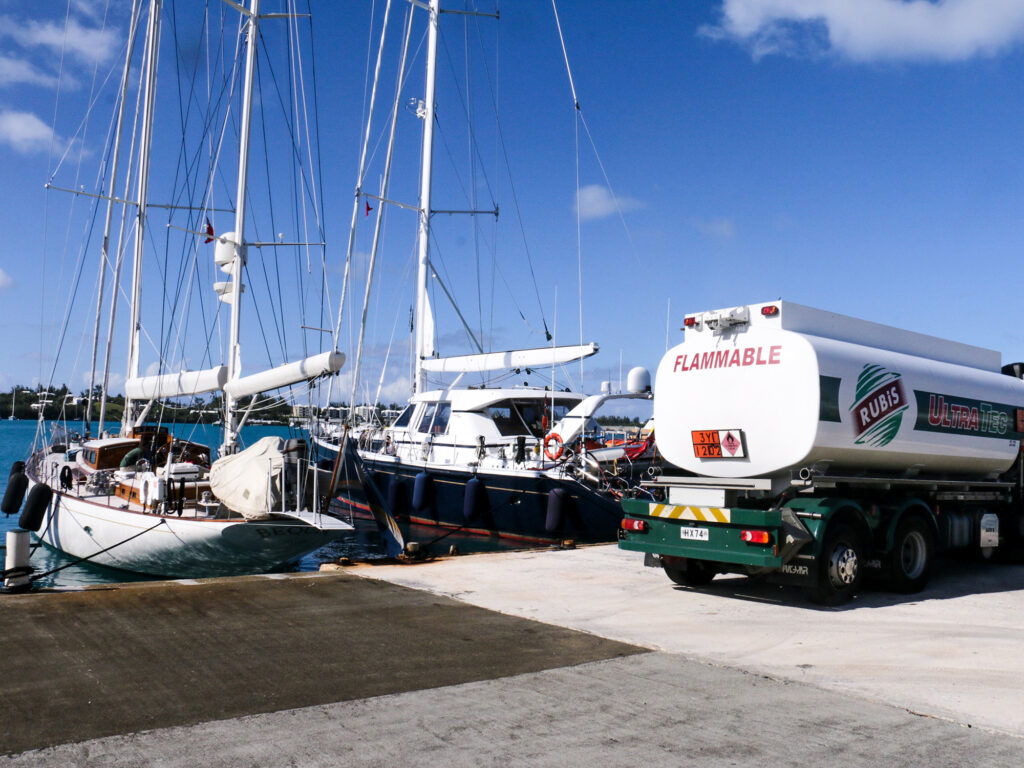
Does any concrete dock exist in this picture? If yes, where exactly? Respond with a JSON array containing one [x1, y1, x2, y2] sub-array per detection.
[[2, 544, 1023, 766]]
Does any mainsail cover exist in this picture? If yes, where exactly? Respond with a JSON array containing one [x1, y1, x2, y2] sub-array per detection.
[[420, 343, 599, 373], [125, 365, 228, 399], [208, 436, 286, 520]]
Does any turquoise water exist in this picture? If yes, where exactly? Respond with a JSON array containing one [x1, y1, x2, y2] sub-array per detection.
[[1, 419, 514, 588]]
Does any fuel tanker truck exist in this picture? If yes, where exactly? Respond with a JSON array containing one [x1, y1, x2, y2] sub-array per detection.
[[618, 300, 1024, 604]]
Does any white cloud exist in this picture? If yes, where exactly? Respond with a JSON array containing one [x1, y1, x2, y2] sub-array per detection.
[[0, 268, 12, 289], [0, 110, 56, 153], [575, 184, 644, 221], [704, 0, 1024, 62], [0, 15, 120, 66], [690, 216, 737, 241], [0, 55, 60, 88]]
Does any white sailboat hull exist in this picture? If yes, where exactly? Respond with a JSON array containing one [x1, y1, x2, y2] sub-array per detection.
[[27, 466, 347, 579]]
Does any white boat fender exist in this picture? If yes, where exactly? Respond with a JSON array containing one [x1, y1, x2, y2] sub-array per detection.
[[387, 475, 408, 517], [2, 471, 28, 515], [59, 465, 73, 491], [463, 476, 489, 524], [412, 472, 436, 519], [19, 483, 52, 532]]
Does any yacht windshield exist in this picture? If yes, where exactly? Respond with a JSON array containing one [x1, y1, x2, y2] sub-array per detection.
[[416, 401, 451, 435], [391, 404, 414, 429], [486, 399, 572, 437]]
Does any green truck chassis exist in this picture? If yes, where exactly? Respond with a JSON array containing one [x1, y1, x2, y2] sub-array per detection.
[[619, 471, 1020, 604]]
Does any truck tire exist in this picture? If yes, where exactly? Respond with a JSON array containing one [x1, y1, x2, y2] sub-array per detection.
[[887, 516, 934, 593], [810, 523, 864, 606], [664, 559, 717, 587]]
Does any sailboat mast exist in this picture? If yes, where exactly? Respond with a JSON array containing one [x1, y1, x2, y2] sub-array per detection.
[[413, 0, 440, 395], [122, 0, 162, 437], [222, 0, 261, 455], [87, 0, 143, 436]]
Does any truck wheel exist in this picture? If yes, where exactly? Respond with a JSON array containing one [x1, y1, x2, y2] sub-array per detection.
[[810, 523, 864, 606], [664, 559, 717, 587], [888, 516, 934, 593]]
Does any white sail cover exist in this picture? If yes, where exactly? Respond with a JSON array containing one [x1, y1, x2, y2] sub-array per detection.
[[125, 365, 228, 399], [224, 350, 345, 399], [420, 343, 599, 373], [208, 436, 286, 520]]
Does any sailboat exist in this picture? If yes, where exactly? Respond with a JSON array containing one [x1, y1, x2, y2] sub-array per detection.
[[315, 0, 655, 545], [7, 0, 352, 578]]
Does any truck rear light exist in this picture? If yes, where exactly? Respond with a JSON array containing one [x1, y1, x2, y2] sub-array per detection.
[[683, 316, 697, 328], [740, 530, 772, 545], [621, 518, 648, 533], [761, 305, 779, 317]]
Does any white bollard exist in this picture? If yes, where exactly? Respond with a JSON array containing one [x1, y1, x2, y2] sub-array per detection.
[[3, 529, 32, 593]]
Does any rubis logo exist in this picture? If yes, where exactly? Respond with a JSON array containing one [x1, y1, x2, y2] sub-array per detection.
[[850, 364, 908, 447]]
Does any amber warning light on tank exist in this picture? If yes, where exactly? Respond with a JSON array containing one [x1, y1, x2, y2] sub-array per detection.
[[761, 305, 780, 317], [621, 518, 648, 533]]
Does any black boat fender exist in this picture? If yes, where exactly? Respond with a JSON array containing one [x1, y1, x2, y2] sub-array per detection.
[[2, 471, 28, 516], [19, 483, 52, 532], [9, 460, 25, 478], [546, 487, 569, 533], [463, 476, 489, 524], [387, 475, 408, 518], [412, 472, 437, 520], [59, 465, 73, 491]]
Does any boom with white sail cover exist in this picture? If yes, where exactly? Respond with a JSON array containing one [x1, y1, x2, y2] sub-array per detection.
[[125, 366, 228, 400], [420, 343, 598, 374]]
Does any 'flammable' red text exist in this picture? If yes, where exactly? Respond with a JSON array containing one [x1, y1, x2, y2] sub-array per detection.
[[673, 345, 782, 373]]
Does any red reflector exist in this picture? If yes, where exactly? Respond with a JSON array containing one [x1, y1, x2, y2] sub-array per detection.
[[621, 518, 648, 533], [761, 305, 779, 317], [683, 317, 697, 328], [740, 530, 772, 545]]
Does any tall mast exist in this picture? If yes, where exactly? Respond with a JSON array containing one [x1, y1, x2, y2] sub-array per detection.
[[221, 0, 261, 455], [121, 0, 162, 436], [87, 0, 143, 436], [413, 0, 440, 395]]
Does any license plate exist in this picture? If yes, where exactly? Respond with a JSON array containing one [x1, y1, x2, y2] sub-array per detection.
[[680, 526, 709, 541]]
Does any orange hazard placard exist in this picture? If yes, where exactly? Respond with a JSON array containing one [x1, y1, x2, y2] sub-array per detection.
[[692, 430, 723, 458], [691, 429, 745, 459]]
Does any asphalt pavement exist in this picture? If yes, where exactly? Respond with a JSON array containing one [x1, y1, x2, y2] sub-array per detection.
[[2, 545, 1022, 766]]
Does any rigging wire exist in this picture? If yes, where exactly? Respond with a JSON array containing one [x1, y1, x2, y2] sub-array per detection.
[[466, 29, 551, 343]]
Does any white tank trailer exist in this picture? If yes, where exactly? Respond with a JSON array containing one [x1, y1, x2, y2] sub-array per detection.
[[619, 301, 1024, 604]]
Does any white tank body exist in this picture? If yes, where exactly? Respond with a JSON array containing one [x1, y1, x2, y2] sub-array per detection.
[[655, 301, 1024, 479]]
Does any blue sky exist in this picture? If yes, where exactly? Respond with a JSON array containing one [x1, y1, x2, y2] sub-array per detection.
[[4, 0, 1024, 417]]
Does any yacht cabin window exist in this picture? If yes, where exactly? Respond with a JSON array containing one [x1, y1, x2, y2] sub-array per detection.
[[391, 404, 415, 429], [485, 400, 573, 437], [416, 401, 451, 435]]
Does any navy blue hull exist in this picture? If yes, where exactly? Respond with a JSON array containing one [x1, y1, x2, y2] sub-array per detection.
[[315, 438, 622, 544], [362, 459, 623, 544]]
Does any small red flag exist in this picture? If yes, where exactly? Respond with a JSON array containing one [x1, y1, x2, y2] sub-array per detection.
[[365, 201, 373, 217], [203, 217, 215, 244]]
